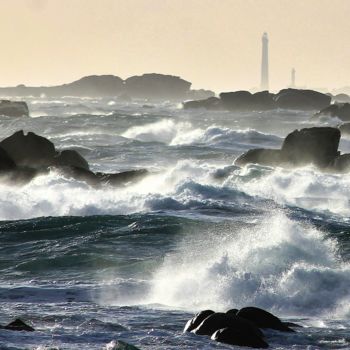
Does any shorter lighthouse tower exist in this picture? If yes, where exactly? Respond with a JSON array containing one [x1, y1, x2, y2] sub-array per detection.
[[260, 32, 269, 91]]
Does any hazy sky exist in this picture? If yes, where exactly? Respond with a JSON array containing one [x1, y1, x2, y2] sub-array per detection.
[[0, 0, 349, 92]]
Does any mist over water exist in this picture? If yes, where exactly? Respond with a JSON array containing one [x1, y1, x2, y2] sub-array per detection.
[[1, 97, 350, 349]]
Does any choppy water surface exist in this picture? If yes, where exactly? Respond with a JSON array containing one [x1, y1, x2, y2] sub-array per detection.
[[1, 97, 350, 349]]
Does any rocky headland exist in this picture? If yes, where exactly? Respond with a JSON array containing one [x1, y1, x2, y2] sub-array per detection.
[[184, 88, 331, 111]]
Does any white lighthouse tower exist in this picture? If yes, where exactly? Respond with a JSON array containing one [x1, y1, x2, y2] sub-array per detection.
[[261, 32, 269, 91]]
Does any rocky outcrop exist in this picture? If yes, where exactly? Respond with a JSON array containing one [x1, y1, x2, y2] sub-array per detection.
[[235, 127, 348, 171], [315, 103, 350, 121], [124, 73, 191, 100], [0, 319, 34, 332], [273, 89, 331, 110], [0, 100, 29, 117], [184, 88, 331, 111], [0, 74, 193, 100], [0, 130, 149, 187], [185, 306, 300, 348], [183, 97, 223, 110]]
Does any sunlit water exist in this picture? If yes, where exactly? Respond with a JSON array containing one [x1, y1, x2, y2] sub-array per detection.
[[0, 97, 350, 349]]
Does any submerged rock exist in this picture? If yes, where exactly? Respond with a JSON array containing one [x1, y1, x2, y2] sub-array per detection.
[[0, 100, 29, 117], [0, 146, 16, 171], [0, 319, 34, 332]]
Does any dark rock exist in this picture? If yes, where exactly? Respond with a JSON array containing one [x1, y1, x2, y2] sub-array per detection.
[[226, 309, 239, 316], [235, 149, 282, 167], [332, 154, 350, 172], [220, 91, 254, 111], [281, 127, 340, 168], [0, 130, 57, 168], [333, 93, 350, 103], [316, 103, 350, 121], [124, 73, 191, 100], [0, 167, 44, 185], [211, 327, 269, 348], [0, 319, 34, 332], [274, 89, 331, 110], [252, 91, 275, 110], [96, 169, 149, 187], [219, 90, 275, 111], [54, 150, 90, 170], [0, 100, 29, 117], [183, 97, 223, 110], [237, 307, 293, 332], [192, 312, 263, 338], [184, 310, 215, 332], [0, 146, 16, 171], [339, 123, 350, 135], [283, 321, 302, 328], [236, 127, 341, 169], [56, 166, 100, 187]]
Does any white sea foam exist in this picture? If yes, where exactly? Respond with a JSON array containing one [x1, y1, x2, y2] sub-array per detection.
[[149, 211, 350, 317]]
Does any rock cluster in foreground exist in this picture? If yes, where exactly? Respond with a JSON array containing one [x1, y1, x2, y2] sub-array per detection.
[[184, 306, 300, 348], [235, 127, 350, 172], [0, 100, 29, 117], [184, 88, 331, 111], [0, 130, 148, 186]]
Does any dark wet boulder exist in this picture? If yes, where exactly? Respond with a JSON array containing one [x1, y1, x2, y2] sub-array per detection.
[[0, 319, 34, 332], [226, 309, 239, 316], [235, 149, 282, 167], [237, 307, 293, 332], [274, 89, 331, 110], [283, 321, 302, 328], [183, 97, 223, 110], [315, 103, 350, 121], [0, 130, 56, 168], [184, 310, 215, 332], [54, 150, 90, 170], [280, 127, 340, 168], [211, 327, 269, 348], [192, 312, 263, 338], [0, 100, 29, 117], [0, 146, 16, 171]]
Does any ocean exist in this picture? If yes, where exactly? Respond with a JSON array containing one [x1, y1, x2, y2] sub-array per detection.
[[0, 97, 350, 349]]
